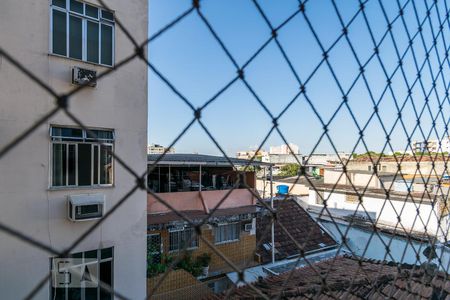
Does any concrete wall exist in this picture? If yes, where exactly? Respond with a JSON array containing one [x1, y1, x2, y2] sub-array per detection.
[[148, 189, 256, 213], [307, 190, 446, 240], [0, 1, 147, 299], [255, 179, 310, 197], [324, 169, 382, 188], [347, 160, 450, 175]]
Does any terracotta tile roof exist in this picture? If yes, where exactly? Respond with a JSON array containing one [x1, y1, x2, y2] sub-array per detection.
[[208, 255, 450, 299], [256, 199, 337, 263]]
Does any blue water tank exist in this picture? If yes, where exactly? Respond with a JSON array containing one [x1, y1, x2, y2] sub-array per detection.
[[277, 185, 289, 195]]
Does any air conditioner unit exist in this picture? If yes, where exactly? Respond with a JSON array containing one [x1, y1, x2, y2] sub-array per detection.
[[68, 194, 105, 221], [72, 66, 97, 87], [244, 223, 253, 232]]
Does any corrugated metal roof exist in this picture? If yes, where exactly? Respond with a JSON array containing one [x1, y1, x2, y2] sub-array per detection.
[[147, 153, 273, 166]]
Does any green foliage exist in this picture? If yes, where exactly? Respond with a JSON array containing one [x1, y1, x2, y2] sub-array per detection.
[[147, 251, 207, 278], [279, 163, 300, 177], [147, 252, 174, 277], [352, 151, 384, 159], [196, 252, 211, 267], [176, 252, 202, 277]]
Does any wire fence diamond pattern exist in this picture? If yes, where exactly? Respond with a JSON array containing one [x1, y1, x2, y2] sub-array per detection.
[[1, 0, 450, 299]]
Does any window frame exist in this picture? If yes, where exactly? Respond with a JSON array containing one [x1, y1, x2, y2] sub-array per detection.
[[49, 0, 115, 67], [168, 227, 199, 252], [50, 247, 114, 300], [49, 125, 114, 188], [214, 222, 240, 245], [147, 233, 162, 264]]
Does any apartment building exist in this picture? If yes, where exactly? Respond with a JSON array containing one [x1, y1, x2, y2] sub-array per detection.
[[412, 137, 450, 153], [269, 143, 300, 155], [0, 1, 147, 299], [146, 154, 271, 297]]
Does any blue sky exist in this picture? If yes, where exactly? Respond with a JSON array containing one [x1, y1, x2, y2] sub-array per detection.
[[147, 0, 450, 156]]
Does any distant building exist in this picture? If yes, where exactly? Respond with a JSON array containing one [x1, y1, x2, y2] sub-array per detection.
[[269, 143, 300, 155], [302, 168, 450, 241], [347, 155, 450, 175], [302, 152, 351, 177], [411, 137, 450, 153], [236, 149, 268, 160], [148, 143, 175, 154]]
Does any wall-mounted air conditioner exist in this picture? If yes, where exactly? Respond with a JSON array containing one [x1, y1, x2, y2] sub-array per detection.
[[68, 194, 105, 221], [72, 66, 97, 87]]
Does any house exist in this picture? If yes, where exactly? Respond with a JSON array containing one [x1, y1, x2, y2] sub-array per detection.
[[347, 155, 450, 175], [256, 198, 338, 263], [146, 154, 272, 297], [209, 254, 449, 299], [0, 0, 147, 299], [305, 176, 450, 241], [222, 197, 339, 292]]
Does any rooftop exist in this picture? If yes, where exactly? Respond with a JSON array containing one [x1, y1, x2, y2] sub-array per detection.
[[147, 153, 272, 167], [351, 155, 450, 163], [210, 255, 450, 299], [256, 198, 337, 263], [147, 205, 257, 227]]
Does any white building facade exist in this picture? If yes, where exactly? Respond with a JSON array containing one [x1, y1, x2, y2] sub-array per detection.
[[305, 189, 449, 242], [0, 1, 147, 299], [411, 137, 450, 153], [269, 143, 299, 155]]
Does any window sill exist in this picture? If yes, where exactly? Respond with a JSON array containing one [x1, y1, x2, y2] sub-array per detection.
[[48, 53, 114, 69], [168, 246, 198, 253], [48, 185, 114, 191], [214, 239, 240, 246]]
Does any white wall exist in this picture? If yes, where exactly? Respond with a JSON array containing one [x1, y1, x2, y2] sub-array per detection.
[[307, 190, 446, 241], [0, 1, 147, 299]]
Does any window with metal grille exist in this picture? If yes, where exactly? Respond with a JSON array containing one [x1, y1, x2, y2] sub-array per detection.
[[214, 223, 240, 244], [50, 126, 114, 187], [50, 0, 115, 66], [147, 233, 162, 264], [169, 227, 198, 252]]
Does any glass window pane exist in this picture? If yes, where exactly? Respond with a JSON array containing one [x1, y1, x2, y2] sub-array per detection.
[[68, 288, 82, 300], [85, 249, 98, 259], [87, 130, 114, 141], [78, 144, 92, 186], [51, 127, 83, 139], [68, 144, 76, 185], [69, 16, 82, 60], [70, 252, 82, 259], [87, 21, 99, 63], [101, 10, 114, 21], [101, 247, 113, 259], [100, 145, 113, 184], [93, 145, 99, 184], [52, 10, 67, 56], [52, 0, 66, 8], [52, 144, 67, 186], [101, 24, 113, 65], [100, 261, 113, 300], [51, 288, 65, 300], [86, 4, 99, 18], [70, 0, 83, 14], [85, 288, 97, 300]]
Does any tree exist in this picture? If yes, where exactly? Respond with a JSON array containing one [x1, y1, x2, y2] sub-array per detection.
[[279, 164, 300, 177]]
